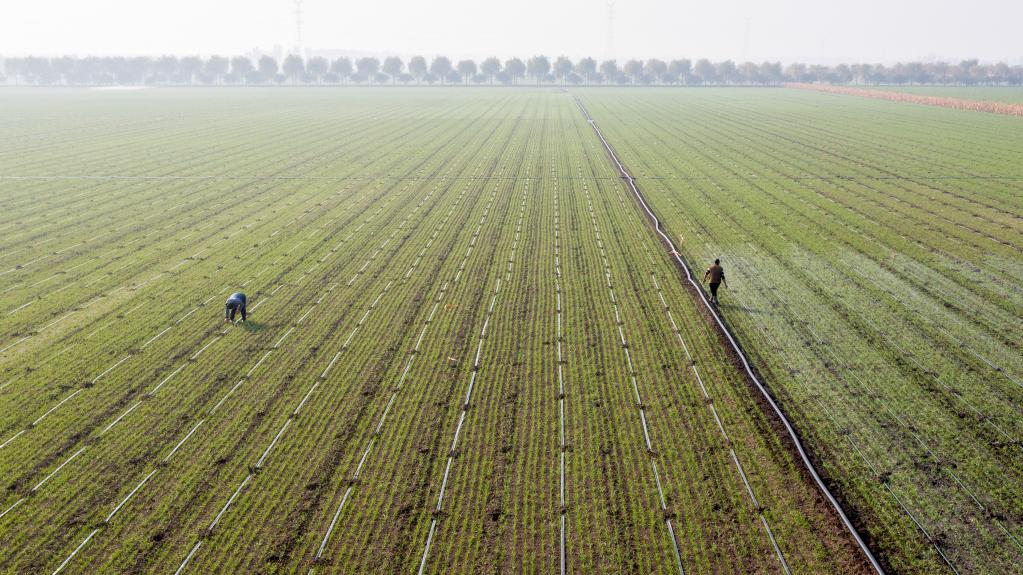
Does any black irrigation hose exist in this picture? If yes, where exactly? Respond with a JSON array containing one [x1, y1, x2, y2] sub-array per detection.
[[571, 93, 887, 575]]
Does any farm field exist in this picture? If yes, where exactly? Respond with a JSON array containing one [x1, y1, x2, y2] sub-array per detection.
[[580, 87, 1023, 574], [872, 86, 1023, 103], [0, 88, 874, 575]]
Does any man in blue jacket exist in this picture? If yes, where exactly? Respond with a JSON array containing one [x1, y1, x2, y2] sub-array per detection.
[[225, 292, 247, 322]]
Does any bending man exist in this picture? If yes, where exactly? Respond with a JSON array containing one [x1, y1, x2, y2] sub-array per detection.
[[225, 292, 247, 322]]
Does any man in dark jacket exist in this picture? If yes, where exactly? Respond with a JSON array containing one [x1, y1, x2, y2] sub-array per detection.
[[703, 259, 727, 305], [225, 292, 247, 322]]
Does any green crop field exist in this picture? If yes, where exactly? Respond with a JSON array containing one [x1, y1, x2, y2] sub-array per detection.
[[580, 87, 1023, 574], [0, 87, 1019, 575], [872, 86, 1023, 103]]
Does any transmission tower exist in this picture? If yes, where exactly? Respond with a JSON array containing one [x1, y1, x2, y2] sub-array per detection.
[[605, 0, 615, 61], [293, 0, 304, 58], [743, 17, 751, 61]]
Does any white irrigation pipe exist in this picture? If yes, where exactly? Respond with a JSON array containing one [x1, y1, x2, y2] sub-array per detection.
[[30, 389, 84, 426], [734, 243, 1021, 559], [307, 185, 481, 556], [174, 541, 203, 575], [33, 446, 88, 491], [649, 266, 793, 571], [313, 279, 454, 562], [50, 527, 99, 575], [0, 497, 26, 520], [0, 176, 353, 356], [842, 260, 1023, 402], [728, 276, 970, 569], [2, 183, 248, 279], [48, 131, 504, 574], [186, 190, 458, 567], [3, 198, 226, 303], [165, 174, 469, 573], [0, 336, 30, 354], [0, 430, 26, 450], [4, 121, 384, 329], [106, 468, 159, 523], [100, 401, 142, 435], [573, 95, 885, 575], [165, 420, 206, 463], [417, 186, 526, 575], [581, 188, 685, 575], [553, 191, 568, 575]]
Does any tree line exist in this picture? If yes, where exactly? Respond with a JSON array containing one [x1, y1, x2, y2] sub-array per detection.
[[4, 54, 1022, 87]]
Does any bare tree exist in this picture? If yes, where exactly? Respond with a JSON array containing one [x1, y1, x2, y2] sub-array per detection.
[[331, 57, 352, 84], [178, 56, 203, 84], [717, 60, 737, 84], [504, 58, 526, 85], [283, 54, 305, 85], [737, 61, 758, 84], [17, 52, 1018, 89], [553, 56, 573, 85], [408, 56, 428, 84], [258, 56, 278, 83], [930, 61, 950, 85], [760, 61, 783, 85], [527, 55, 550, 85], [134, 57, 155, 84], [784, 62, 807, 83], [430, 56, 452, 84], [50, 56, 75, 85], [480, 57, 501, 84], [669, 59, 691, 84], [833, 63, 854, 85], [307, 56, 328, 84], [205, 56, 228, 85], [599, 60, 618, 85], [644, 59, 667, 84], [383, 56, 404, 85], [693, 58, 715, 84], [230, 57, 253, 84], [457, 59, 477, 85], [357, 57, 380, 84], [576, 57, 597, 84], [154, 56, 179, 84], [4, 59, 23, 84], [623, 60, 643, 84]]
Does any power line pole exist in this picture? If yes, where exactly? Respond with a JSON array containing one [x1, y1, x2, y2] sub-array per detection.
[[743, 17, 751, 61], [605, 0, 615, 61], [293, 0, 304, 58]]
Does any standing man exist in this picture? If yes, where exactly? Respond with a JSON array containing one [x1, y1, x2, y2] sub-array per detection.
[[225, 292, 247, 322], [703, 259, 727, 305]]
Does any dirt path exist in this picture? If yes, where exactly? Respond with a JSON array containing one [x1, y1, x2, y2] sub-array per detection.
[[787, 83, 1023, 117]]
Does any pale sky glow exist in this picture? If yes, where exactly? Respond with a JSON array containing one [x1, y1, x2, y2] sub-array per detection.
[[2, 0, 1021, 63]]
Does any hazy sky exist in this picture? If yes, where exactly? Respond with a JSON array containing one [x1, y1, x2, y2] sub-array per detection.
[[3, 0, 1021, 63]]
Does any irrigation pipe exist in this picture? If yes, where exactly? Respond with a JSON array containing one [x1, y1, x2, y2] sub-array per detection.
[[572, 94, 885, 575]]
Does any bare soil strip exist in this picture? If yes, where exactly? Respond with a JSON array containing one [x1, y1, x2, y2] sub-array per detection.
[[788, 83, 1023, 117]]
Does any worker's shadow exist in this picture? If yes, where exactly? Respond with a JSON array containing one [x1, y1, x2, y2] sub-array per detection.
[[237, 321, 265, 333]]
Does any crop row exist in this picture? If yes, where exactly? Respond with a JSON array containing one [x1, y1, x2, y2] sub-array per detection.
[[0, 100, 475, 352], [0, 90, 531, 572], [0, 91, 501, 396], [580, 87, 1023, 573], [3, 89, 879, 574]]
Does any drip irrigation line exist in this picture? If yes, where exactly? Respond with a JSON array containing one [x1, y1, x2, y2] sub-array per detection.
[[572, 93, 886, 575]]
